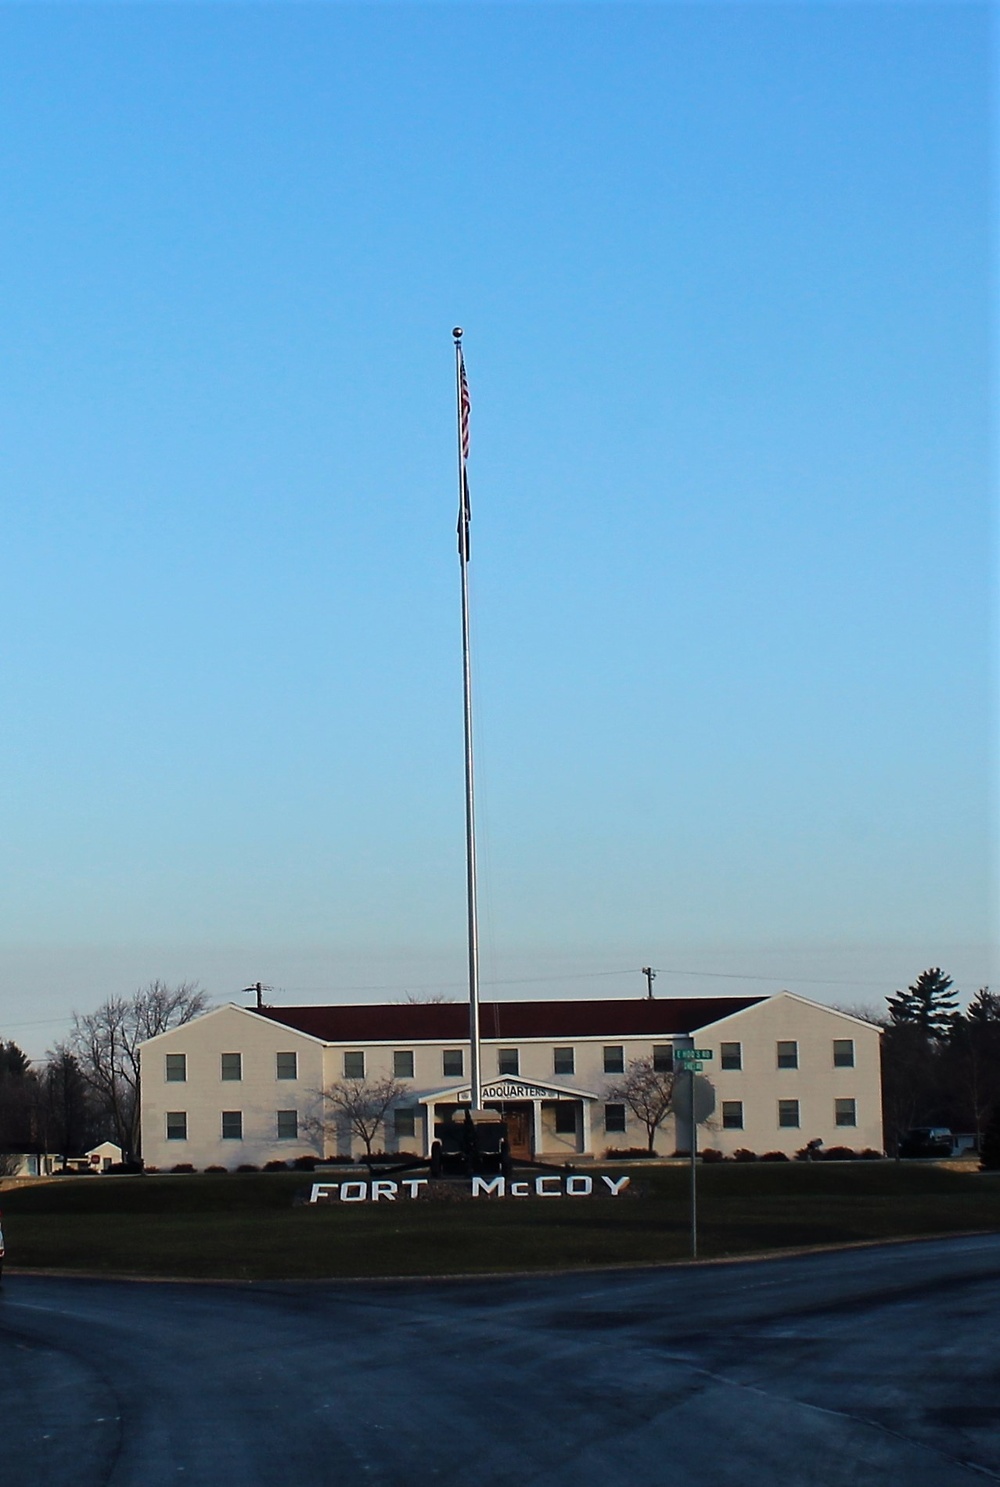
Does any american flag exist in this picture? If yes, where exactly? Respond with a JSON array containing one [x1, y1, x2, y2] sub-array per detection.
[[457, 346, 471, 558], [459, 347, 471, 461]]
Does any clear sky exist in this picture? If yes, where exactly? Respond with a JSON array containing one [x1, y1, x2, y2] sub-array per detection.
[[0, 1, 995, 1058]]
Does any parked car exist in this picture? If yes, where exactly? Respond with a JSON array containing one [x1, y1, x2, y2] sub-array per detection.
[[899, 1127, 955, 1158]]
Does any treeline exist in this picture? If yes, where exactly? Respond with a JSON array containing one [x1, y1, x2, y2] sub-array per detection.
[[875, 969, 1000, 1156], [0, 980, 208, 1167], [0, 1040, 100, 1172]]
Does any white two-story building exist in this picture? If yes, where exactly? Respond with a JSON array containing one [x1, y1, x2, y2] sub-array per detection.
[[139, 992, 883, 1170]]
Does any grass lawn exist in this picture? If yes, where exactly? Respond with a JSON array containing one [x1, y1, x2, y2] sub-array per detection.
[[2, 1163, 997, 1281]]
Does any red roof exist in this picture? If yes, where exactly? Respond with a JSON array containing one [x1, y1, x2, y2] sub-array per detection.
[[250, 996, 764, 1043]]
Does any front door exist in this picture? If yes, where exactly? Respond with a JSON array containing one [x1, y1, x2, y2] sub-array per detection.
[[494, 1103, 532, 1159]]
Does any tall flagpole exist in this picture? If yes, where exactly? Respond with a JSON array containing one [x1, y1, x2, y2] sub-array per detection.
[[454, 327, 482, 1110]]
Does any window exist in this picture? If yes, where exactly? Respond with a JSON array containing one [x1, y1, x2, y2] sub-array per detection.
[[343, 1051, 365, 1080], [221, 1111, 243, 1140], [835, 1098, 857, 1128], [833, 1039, 855, 1069], [722, 1100, 744, 1130], [653, 1046, 673, 1073], [778, 1099, 800, 1128], [497, 1048, 519, 1076], [393, 1050, 414, 1079], [166, 1111, 187, 1141], [777, 1041, 798, 1070], [553, 1047, 575, 1076], [443, 1049, 464, 1077], [276, 1110, 298, 1140], [604, 1103, 627, 1134], [395, 1108, 416, 1139], [221, 1052, 242, 1081], [720, 1042, 742, 1071], [276, 1052, 297, 1080], [603, 1045, 624, 1074], [554, 1103, 577, 1135], [165, 1053, 187, 1083]]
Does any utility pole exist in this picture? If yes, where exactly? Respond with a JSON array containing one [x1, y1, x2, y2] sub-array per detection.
[[243, 982, 266, 1010], [642, 966, 656, 999]]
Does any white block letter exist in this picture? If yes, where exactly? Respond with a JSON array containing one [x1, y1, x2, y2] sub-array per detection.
[[309, 1182, 339, 1204], [340, 1180, 368, 1202], [601, 1175, 630, 1196], [402, 1179, 428, 1199], [535, 1175, 562, 1197], [471, 1176, 505, 1198], [371, 1180, 398, 1202], [510, 1181, 530, 1197], [566, 1175, 592, 1196]]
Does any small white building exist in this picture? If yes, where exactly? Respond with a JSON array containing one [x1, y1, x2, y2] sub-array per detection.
[[139, 993, 883, 1170]]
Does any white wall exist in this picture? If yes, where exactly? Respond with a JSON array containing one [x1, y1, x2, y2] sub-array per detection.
[[141, 1005, 325, 1170]]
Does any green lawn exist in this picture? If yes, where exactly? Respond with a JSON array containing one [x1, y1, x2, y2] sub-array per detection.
[[2, 1163, 997, 1281]]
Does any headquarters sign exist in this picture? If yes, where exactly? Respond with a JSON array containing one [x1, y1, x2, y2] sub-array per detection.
[[308, 1174, 631, 1204]]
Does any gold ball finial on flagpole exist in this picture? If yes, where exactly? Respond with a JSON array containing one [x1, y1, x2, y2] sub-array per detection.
[[453, 326, 464, 339]]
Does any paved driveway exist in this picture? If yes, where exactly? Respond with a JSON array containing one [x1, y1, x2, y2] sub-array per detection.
[[2, 1234, 998, 1485]]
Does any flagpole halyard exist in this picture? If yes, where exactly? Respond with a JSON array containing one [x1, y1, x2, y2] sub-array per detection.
[[454, 327, 482, 1111]]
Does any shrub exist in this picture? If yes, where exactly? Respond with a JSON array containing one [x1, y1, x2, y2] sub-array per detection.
[[700, 1148, 726, 1163], [672, 1149, 690, 1159], [604, 1147, 660, 1160], [144, 1166, 160, 1174], [236, 1163, 259, 1173], [263, 1159, 288, 1171], [759, 1151, 790, 1162], [795, 1140, 824, 1162], [822, 1146, 859, 1162], [732, 1148, 758, 1163], [170, 1163, 195, 1174], [204, 1165, 227, 1173], [859, 1149, 884, 1160], [292, 1155, 320, 1171]]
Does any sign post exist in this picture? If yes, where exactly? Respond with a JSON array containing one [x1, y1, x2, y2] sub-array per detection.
[[674, 1048, 713, 1258]]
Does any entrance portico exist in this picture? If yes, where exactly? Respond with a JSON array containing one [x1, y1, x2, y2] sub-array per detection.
[[421, 1076, 599, 1159]]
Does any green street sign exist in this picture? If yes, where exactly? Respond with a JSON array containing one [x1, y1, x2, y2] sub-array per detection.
[[676, 1048, 713, 1062], [688, 1062, 703, 1072]]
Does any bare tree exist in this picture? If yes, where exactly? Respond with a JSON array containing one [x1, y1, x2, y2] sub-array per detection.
[[394, 991, 456, 1004], [305, 1076, 409, 1160], [830, 1003, 887, 1028], [70, 980, 209, 1161], [606, 1057, 678, 1152]]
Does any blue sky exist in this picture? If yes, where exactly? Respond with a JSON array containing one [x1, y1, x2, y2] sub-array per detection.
[[0, 2, 994, 1055]]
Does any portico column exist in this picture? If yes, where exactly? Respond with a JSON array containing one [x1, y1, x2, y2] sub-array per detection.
[[531, 1100, 543, 1158], [580, 1099, 591, 1156]]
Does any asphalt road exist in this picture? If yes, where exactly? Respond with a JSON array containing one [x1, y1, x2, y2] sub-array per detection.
[[2, 1235, 998, 1487]]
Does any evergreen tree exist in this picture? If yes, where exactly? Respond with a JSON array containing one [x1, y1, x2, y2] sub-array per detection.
[[944, 989, 1000, 1146], [980, 1101, 1000, 1171], [0, 1037, 39, 1154], [886, 968, 958, 1038], [0, 1040, 31, 1079]]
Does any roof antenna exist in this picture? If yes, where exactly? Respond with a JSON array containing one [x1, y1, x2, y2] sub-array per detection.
[[642, 966, 656, 1000]]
